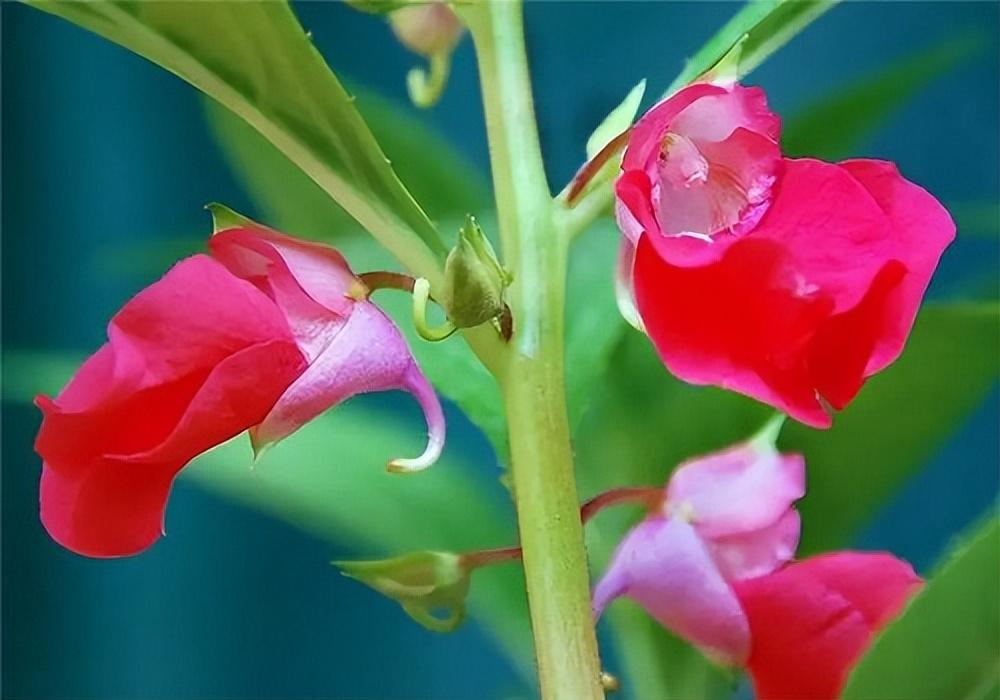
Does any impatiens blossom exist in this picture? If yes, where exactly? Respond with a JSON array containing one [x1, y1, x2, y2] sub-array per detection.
[[35, 222, 444, 558], [615, 81, 955, 427], [593, 422, 805, 663], [592, 427, 921, 699]]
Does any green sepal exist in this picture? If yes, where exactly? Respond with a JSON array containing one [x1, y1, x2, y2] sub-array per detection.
[[442, 216, 511, 329], [344, 0, 414, 15], [205, 202, 256, 234], [335, 551, 471, 633]]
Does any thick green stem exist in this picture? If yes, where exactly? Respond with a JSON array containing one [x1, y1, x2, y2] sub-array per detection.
[[462, 3, 604, 698]]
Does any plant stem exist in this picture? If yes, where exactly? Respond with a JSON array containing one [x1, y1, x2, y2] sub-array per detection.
[[462, 3, 604, 698]]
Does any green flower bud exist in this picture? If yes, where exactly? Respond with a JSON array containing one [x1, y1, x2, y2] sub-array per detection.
[[442, 216, 511, 329], [335, 551, 470, 633]]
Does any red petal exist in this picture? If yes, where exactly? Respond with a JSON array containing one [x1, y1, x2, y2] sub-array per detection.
[[733, 552, 921, 700], [633, 234, 835, 427]]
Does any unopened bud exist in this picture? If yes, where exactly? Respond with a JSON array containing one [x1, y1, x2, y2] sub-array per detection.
[[389, 2, 464, 57], [335, 551, 470, 632], [442, 216, 511, 329]]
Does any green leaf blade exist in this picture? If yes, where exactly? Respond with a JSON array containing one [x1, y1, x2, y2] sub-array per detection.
[[843, 515, 1000, 700]]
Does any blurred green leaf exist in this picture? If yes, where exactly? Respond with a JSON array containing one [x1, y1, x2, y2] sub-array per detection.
[[1, 349, 532, 680], [666, 0, 837, 94], [783, 33, 986, 160], [844, 514, 1000, 700], [204, 89, 490, 241], [790, 303, 1000, 553], [952, 202, 1000, 240], [28, 0, 447, 267], [577, 302, 999, 699]]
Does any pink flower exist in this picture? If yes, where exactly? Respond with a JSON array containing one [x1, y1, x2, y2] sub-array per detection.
[[389, 2, 464, 58], [592, 431, 921, 698], [593, 424, 805, 664], [615, 82, 955, 427], [35, 224, 444, 558]]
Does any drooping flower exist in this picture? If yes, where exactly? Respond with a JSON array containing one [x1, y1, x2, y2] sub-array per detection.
[[593, 420, 805, 664], [35, 220, 444, 558], [614, 82, 955, 427], [592, 427, 921, 699], [389, 1, 464, 58]]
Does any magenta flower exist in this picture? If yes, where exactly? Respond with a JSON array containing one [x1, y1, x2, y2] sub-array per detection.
[[615, 81, 955, 427], [35, 223, 444, 558], [593, 429, 921, 698]]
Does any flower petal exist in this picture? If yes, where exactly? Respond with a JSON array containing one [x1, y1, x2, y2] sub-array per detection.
[[710, 509, 801, 581], [594, 517, 750, 664], [733, 552, 922, 700], [614, 238, 644, 331], [252, 301, 445, 470], [633, 233, 835, 427], [667, 440, 805, 540], [38, 339, 304, 558], [838, 159, 956, 374]]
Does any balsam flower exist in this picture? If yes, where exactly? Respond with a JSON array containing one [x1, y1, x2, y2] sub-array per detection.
[[615, 82, 955, 427], [593, 430, 921, 699], [593, 423, 805, 663], [35, 221, 444, 558]]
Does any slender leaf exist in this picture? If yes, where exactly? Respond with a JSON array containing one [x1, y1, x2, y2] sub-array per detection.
[[666, 0, 838, 94], [204, 90, 490, 241], [577, 303, 999, 699], [783, 33, 986, 160], [27, 0, 447, 271], [843, 514, 1000, 700], [585, 80, 646, 160]]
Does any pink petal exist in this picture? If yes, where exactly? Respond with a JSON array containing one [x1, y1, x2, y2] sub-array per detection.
[[838, 159, 955, 374], [35, 256, 307, 557], [593, 517, 750, 665], [252, 301, 445, 472], [666, 440, 805, 539], [733, 552, 922, 700], [623, 83, 731, 171], [752, 159, 897, 314], [709, 509, 801, 581]]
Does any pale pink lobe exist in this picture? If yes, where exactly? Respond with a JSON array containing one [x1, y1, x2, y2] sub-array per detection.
[[838, 159, 956, 374], [35, 256, 307, 557], [616, 83, 781, 266], [593, 517, 751, 664], [709, 509, 801, 581], [210, 226, 445, 469], [251, 302, 446, 472], [733, 552, 922, 700], [666, 441, 805, 539]]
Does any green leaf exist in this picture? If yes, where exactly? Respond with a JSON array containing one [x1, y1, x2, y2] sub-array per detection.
[[952, 202, 1000, 240], [783, 33, 986, 160], [2, 349, 532, 679], [576, 303, 999, 699], [666, 0, 838, 94], [843, 514, 1000, 700], [28, 0, 447, 271], [204, 89, 490, 242], [585, 80, 646, 160]]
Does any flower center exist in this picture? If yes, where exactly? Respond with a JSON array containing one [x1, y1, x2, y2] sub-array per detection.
[[658, 132, 709, 189]]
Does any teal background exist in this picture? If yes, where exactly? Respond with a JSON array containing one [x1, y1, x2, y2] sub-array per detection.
[[2, 2, 998, 698]]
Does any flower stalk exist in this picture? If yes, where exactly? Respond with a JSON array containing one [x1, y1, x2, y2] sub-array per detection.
[[461, 2, 604, 697]]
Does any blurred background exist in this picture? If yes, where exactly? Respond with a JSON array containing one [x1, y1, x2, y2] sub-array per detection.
[[2, 2, 998, 699]]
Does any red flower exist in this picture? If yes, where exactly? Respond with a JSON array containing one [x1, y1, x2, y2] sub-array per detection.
[[616, 83, 954, 427], [35, 224, 444, 558], [733, 552, 922, 699]]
